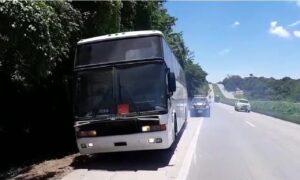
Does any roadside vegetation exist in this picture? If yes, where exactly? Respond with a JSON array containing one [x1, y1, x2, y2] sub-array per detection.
[[0, 1, 207, 175], [251, 101, 300, 124], [223, 75, 300, 102], [212, 84, 300, 124]]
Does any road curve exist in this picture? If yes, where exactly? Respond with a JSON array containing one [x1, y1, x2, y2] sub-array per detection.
[[217, 83, 235, 99]]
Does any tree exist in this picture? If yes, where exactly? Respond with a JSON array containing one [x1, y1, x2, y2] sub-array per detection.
[[0, 1, 83, 169], [0, 1, 82, 88], [71, 1, 122, 37], [222, 75, 300, 102], [222, 75, 243, 91], [184, 59, 208, 97], [120, 1, 137, 31]]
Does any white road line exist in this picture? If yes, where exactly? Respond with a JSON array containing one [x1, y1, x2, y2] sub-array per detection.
[[245, 120, 256, 127], [177, 118, 203, 180]]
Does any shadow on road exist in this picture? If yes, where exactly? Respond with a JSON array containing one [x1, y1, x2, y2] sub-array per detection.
[[70, 122, 186, 171], [190, 110, 211, 118]]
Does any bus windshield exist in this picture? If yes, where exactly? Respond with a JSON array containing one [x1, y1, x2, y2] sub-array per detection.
[[239, 100, 249, 103], [192, 97, 207, 103], [74, 67, 114, 118], [76, 36, 162, 66], [74, 63, 167, 118]]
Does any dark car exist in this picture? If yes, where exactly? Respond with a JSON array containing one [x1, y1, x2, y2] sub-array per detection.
[[190, 97, 210, 117], [214, 95, 220, 102]]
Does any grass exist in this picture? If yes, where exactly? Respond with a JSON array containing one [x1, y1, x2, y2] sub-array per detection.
[[212, 84, 300, 125], [250, 101, 300, 124]]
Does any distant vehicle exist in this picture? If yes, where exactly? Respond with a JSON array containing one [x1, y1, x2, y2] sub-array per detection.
[[215, 95, 220, 102], [73, 30, 188, 154], [190, 97, 210, 117], [234, 99, 251, 112]]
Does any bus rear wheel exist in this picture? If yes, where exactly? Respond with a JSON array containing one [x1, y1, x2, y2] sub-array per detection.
[[174, 114, 178, 138]]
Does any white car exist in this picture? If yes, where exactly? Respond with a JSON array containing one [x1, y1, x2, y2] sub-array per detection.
[[234, 99, 251, 112]]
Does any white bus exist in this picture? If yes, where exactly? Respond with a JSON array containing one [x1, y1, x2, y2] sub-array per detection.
[[73, 30, 188, 154]]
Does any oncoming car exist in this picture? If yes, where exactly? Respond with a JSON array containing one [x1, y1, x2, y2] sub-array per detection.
[[214, 95, 220, 103], [190, 97, 210, 117], [234, 99, 251, 112]]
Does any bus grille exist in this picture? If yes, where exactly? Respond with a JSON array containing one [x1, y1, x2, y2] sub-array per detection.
[[78, 118, 159, 137]]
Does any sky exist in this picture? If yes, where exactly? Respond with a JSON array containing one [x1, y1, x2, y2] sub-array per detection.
[[165, 1, 300, 83]]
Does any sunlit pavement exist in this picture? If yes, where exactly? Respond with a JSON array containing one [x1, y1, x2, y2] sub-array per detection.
[[63, 102, 300, 180], [187, 103, 300, 180]]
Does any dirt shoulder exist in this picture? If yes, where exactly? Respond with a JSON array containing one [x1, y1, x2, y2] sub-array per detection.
[[4, 154, 79, 180]]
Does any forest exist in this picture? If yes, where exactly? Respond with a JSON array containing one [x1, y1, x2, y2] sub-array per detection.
[[222, 75, 300, 102]]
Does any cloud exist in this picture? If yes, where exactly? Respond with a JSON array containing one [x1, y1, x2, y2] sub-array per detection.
[[231, 21, 240, 28], [218, 48, 231, 56], [293, 31, 300, 38], [269, 21, 290, 38], [288, 20, 300, 27], [297, 0, 300, 7]]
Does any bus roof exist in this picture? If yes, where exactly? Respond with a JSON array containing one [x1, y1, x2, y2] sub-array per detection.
[[77, 30, 164, 45]]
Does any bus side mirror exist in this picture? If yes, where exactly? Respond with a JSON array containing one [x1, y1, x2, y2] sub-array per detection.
[[168, 72, 176, 93]]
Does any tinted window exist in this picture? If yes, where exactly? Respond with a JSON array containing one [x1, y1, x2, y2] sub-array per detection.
[[163, 39, 173, 72], [74, 68, 114, 117], [239, 100, 249, 103], [74, 63, 167, 118], [162, 39, 185, 86], [76, 36, 162, 66], [118, 63, 167, 113], [192, 98, 207, 103]]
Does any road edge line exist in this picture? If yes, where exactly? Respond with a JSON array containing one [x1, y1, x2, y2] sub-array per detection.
[[245, 120, 255, 127], [177, 118, 203, 180]]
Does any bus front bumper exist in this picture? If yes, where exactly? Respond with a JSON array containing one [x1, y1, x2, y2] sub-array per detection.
[[76, 130, 171, 154]]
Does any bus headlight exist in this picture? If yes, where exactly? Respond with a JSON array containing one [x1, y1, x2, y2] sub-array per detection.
[[77, 130, 97, 137], [142, 124, 166, 132], [142, 126, 151, 132], [148, 138, 163, 143]]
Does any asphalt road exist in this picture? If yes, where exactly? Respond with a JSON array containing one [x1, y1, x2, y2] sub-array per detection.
[[63, 102, 300, 180], [187, 103, 300, 180], [217, 83, 235, 99]]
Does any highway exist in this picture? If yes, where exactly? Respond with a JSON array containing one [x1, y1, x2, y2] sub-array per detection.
[[217, 83, 235, 99], [187, 103, 300, 180], [63, 102, 300, 180]]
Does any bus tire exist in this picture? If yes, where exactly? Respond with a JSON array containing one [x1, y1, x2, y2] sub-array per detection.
[[174, 114, 178, 137], [186, 107, 188, 121]]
